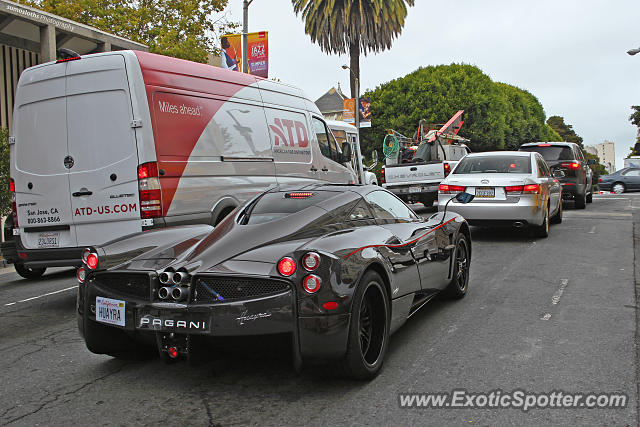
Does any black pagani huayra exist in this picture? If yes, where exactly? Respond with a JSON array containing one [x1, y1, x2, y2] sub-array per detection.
[[77, 184, 473, 379]]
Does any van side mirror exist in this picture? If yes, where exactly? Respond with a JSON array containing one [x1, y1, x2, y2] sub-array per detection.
[[553, 169, 565, 178], [587, 158, 596, 165], [341, 142, 353, 163], [372, 150, 379, 163]]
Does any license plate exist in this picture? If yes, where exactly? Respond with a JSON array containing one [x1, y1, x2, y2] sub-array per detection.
[[96, 297, 126, 327], [409, 186, 421, 193], [37, 232, 60, 248], [475, 187, 495, 198]]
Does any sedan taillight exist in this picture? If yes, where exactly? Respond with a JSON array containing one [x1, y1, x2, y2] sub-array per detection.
[[439, 184, 466, 194]]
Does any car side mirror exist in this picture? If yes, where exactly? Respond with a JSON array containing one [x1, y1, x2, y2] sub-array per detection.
[[587, 158, 596, 165], [455, 192, 474, 204], [553, 169, 565, 178], [341, 142, 353, 163]]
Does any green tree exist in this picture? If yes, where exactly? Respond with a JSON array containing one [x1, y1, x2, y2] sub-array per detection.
[[546, 115, 583, 147], [630, 106, 640, 127], [0, 127, 9, 217], [359, 63, 556, 157], [292, 0, 414, 98], [18, 0, 237, 63]]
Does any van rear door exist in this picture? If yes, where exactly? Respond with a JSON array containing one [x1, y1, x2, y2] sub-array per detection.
[[13, 65, 77, 250], [65, 55, 141, 246]]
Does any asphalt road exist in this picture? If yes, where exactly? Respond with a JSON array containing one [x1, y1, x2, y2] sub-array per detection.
[[0, 194, 638, 426]]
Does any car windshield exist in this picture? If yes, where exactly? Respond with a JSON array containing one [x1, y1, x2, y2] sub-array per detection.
[[245, 191, 338, 225], [453, 156, 531, 174], [520, 145, 573, 161]]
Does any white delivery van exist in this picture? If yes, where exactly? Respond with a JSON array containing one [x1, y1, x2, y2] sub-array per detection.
[[326, 120, 378, 185], [2, 50, 355, 278]]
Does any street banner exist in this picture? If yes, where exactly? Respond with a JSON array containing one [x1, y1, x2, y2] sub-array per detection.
[[220, 31, 269, 78], [343, 97, 372, 128]]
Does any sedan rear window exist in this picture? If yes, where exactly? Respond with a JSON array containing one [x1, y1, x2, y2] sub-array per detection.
[[453, 156, 531, 174], [520, 145, 574, 161], [244, 191, 338, 225]]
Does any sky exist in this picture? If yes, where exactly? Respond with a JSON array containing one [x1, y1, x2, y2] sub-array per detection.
[[219, 0, 640, 171]]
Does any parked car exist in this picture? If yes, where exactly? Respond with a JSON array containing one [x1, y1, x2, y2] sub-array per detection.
[[519, 142, 594, 208], [77, 184, 473, 379], [598, 168, 640, 193], [437, 151, 563, 237], [3, 50, 356, 279]]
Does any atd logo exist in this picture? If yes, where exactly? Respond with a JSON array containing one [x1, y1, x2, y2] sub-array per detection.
[[269, 119, 309, 148]]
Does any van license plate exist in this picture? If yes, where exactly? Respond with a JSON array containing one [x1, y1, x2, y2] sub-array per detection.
[[37, 232, 60, 248], [475, 187, 495, 198], [96, 297, 126, 327]]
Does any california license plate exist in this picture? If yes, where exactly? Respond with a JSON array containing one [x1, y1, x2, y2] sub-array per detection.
[[37, 232, 59, 248], [475, 187, 495, 198], [409, 186, 421, 193], [96, 297, 126, 327]]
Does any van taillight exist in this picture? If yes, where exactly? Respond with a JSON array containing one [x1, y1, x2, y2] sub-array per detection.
[[138, 162, 163, 219], [381, 166, 386, 184], [10, 178, 17, 227]]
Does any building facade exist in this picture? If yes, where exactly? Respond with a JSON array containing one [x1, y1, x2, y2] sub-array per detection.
[[0, 0, 147, 129], [315, 84, 347, 121], [586, 140, 616, 172]]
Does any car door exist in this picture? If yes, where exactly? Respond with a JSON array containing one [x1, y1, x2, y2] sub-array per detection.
[[536, 155, 560, 212], [364, 190, 445, 296], [622, 169, 640, 190]]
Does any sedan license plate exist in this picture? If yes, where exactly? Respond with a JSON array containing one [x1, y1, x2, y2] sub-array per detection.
[[409, 186, 421, 193], [96, 297, 126, 327], [37, 232, 60, 248], [475, 187, 495, 198]]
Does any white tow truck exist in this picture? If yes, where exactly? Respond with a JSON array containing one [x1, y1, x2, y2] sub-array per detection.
[[381, 110, 470, 207]]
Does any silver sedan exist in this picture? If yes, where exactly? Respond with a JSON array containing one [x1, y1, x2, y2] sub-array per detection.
[[437, 151, 562, 237]]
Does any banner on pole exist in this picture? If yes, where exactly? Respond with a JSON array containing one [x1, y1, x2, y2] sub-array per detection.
[[220, 31, 269, 78], [343, 97, 371, 128]]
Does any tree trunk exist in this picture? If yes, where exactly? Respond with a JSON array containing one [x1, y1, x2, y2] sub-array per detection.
[[349, 37, 360, 99]]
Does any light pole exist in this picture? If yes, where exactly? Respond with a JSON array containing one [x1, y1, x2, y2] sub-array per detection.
[[342, 65, 364, 184], [242, 0, 255, 74], [627, 47, 640, 56]]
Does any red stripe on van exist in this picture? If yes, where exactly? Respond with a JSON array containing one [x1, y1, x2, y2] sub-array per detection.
[[134, 51, 258, 214]]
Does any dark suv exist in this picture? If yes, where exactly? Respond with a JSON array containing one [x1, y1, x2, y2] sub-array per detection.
[[519, 142, 594, 208]]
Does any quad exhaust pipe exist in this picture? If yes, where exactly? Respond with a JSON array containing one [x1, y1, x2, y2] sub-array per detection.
[[158, 270, 190, 301], [159, 271, 173, 285], [158, 285, 189, 301]]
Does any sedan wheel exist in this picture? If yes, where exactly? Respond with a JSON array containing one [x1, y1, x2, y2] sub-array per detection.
[[341, 271, 389, 380], [533, 205, 549, 238], [612, 183, 625, 194]]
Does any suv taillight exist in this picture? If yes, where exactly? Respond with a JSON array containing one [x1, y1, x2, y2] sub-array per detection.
[[138, 162, 163, 219], [10, 178, 17, 227], [560, 161, 580, 170], [380, 166, 386, 184]]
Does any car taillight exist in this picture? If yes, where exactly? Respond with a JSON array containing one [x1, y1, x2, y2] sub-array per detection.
[[443, 162, 451, 177], [380, 166, 386, 184], [302, 252, 320, 271], [76, 267, 86, 284], [81, 248, 91, 263], [537, 144, 552, 147], [10, 178, 17, 227], [302, 275, 321, 293], [277, 257, 296, 276], [598, 177, 603, 183], [439, 184, 466, 194], [523, 184, 540, 193], [505, 185, 523, 194], [138, 162, 163, 219], [86, 253, 99, 270], [285, 192, 313, 199], [560, 161, 580, 170]]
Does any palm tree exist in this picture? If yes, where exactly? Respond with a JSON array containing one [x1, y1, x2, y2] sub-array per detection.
[[292, 0, 414, 98]]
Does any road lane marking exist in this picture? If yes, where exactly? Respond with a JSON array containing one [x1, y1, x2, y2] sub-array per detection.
[[563, 212, 631, 217], [588, 226, 596, 234], [540, 313, 552, 320], [3, 286, 76, 306], [551, 279, 569, 305]]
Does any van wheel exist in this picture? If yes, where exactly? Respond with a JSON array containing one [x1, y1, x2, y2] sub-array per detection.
[[14, 264, 46, 279], [214, 207, 236, 226]]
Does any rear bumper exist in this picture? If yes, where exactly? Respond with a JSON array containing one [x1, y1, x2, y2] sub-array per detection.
[[438, 195, 545, 226], [0, 237, 83, 267], [78, 273, 350, 361]]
